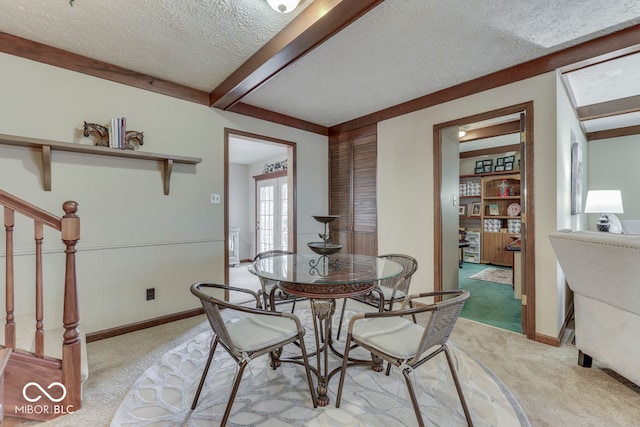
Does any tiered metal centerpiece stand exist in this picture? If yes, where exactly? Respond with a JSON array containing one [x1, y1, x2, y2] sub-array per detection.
[[306, 215, 343, 405], [307, 215, 342, 259]]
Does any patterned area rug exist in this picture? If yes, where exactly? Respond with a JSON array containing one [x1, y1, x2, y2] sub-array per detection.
[[469, 267, 513, 286], [111, 307, 529, 426]]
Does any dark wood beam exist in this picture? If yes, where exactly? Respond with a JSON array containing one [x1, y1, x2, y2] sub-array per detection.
[[577, 94, 640, 120], [0, 32, 209, 105], [460, 144, 521, 159], [330, 23, 640, 135], [227, 103, 328, 135], [209, 0, 384, 109], [587, 124, 640, 141], [459, 121, 520, 143]]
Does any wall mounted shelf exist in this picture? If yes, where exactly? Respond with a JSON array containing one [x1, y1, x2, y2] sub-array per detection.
[[0, 133, 202, 195]]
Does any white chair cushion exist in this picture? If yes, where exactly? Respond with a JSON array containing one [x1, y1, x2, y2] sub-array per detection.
[[371, 287, 406, 301], [352, 317, 424, 359], [227, 314, 299, 353]]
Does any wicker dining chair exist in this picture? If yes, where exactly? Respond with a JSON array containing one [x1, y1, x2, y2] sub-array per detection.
[[335, 290, 473, 427], [190, 282, 317, 425], [252, 250, 301, 311], [336, 253, 418, 340]]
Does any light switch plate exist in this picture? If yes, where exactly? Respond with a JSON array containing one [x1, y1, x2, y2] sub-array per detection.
[[210, 194, 221, 204]]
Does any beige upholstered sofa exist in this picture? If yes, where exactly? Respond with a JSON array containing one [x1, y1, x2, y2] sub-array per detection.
[[549, 230, 640, 386]]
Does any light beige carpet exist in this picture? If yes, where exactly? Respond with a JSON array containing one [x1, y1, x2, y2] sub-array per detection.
[[110, 307, 529, 426], [19, 303, 640, 426], [469, 267, 512, 286]]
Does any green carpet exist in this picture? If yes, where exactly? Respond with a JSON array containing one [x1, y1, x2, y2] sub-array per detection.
[[459, 263, 522, 333]]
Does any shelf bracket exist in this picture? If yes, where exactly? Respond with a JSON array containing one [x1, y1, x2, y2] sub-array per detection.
[[163, 159, 174, 195], [42, 145, 52, 191]]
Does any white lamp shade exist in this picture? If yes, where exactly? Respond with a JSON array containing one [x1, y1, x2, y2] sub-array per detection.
[[584, 190, 624, 214], [267, 0, 300, 13]]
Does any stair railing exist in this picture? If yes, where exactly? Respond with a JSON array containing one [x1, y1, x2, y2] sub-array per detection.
[[0, 189, 81, 415]]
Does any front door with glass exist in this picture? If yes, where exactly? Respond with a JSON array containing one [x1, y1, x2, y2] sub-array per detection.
[[256, 175, 288, 253]]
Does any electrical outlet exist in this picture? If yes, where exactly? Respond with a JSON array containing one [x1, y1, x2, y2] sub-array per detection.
[[146, 288, 155, 301], [210, 193, 221, 204]]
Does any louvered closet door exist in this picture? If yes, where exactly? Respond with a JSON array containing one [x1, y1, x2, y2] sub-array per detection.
[[351, 135, 377, 255], [329, 140, 353, 253], [329, 132, 377, 256]]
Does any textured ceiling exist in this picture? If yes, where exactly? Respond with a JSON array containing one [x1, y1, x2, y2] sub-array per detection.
[[1, 0, 640, 128], [0, 0, 309, 92]]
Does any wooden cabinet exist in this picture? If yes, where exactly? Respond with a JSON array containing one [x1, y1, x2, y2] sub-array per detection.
[[480, 174, 521, 267], [482, 232, 515, 266], [329, 130, 377, 256]]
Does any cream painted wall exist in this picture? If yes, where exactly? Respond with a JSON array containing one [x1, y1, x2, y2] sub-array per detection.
[[0, 53, 327, 334], [228, 163, 251, 261], [587, 134, 640, 228], [555, 70, 588, 328], [378, 72, 564, 339]]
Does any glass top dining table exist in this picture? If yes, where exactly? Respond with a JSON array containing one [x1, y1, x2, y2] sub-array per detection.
[[249, 253, 404, 299], [249, 252, 403, 406]]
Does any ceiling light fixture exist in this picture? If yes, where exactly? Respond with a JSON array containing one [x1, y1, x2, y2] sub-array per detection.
[[267, 0, 300, 13]]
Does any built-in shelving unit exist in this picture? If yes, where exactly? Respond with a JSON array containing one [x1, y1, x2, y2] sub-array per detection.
[[0, 133, 202, 195], [481, 173, 521, 266]]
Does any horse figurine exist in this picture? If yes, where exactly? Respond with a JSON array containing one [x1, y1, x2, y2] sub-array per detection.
[[83, 121, 109, 147], [124, 131, 144, 150]]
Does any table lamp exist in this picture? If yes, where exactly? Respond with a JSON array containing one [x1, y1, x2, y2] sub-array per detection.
[[584, 190, 624, 233]]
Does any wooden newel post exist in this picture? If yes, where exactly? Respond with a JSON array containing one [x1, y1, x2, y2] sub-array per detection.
[[4, 207, 15, 349], [60, 201, 81, 411]]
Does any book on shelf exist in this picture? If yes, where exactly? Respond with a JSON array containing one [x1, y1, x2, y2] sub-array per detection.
[[109, 117, 126, 149]]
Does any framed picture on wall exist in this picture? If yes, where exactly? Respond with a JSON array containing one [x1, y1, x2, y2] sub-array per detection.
[[496, 157, 505, 166], [484, 165, 492, 173], [504, 162, 514, 171], [474, 167, 484, 174], [495, 165, 505, 172], [482, 159, 493, 166], [505, 155, 516, 163], [458, 205, 466, 215], [571, 140, 583, 215], [489, 204, 500, 216], [476, 160, 484, 169], [470, 202, 481, 216]]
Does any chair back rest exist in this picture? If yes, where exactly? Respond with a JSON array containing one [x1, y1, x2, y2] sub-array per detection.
[[413, 290, 469, 361], [378, 254, 418, 293], [190, 283, 236, 353], [253, 250, 294, 289]]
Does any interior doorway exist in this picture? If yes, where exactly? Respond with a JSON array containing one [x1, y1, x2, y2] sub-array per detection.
[[224, 129, 297, 300], [433, 102, 536, 340]]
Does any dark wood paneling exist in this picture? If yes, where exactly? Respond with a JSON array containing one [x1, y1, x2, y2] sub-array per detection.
[[329, 140, 353, 239], [352, 135, 377, 233], [329, 131, 377, 256], [210, 0, 385, 109], [353, 231, 377, 255]]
